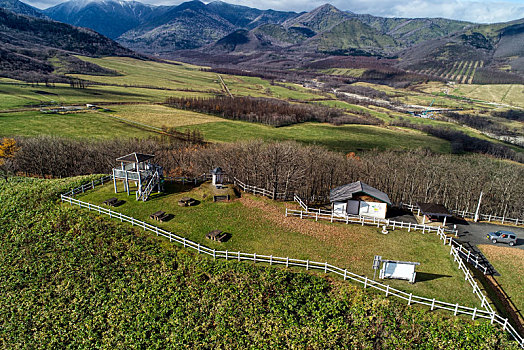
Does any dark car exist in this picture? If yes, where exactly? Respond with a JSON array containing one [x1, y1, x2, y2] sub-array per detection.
[[486, 230, 517, 246]]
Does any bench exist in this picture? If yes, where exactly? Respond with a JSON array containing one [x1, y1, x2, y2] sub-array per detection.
[[213, 195, 230, 202], [206, 230, 228, 242]]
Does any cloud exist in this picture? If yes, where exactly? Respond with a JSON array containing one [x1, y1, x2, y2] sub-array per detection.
[[26, 0, 524, 23]]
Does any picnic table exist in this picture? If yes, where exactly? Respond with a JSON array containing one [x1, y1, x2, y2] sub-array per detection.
[[178, 197, 196, 207], [206, 230, 228, 242], [103, 197, 118, 206], [150, 210, 170, 222]]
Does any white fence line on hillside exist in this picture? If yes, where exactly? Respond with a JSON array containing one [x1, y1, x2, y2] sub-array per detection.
[[59, 191, 523, 347], [400, 203, 523, 227]]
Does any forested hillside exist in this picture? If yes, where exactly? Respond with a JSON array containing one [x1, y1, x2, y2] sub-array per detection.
[[0, 8, 138, 81]]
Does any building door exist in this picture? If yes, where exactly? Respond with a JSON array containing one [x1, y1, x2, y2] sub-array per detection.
[[346, 200, 360, 215]]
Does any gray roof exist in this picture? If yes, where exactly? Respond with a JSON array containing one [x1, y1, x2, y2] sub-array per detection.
[[116, 152, 155, 163], [211, 167, 223, 174], [330, 181, 391, 205], [417, 203, 452, 217]]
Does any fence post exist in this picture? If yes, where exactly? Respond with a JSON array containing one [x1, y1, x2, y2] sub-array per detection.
[[120, 213, 123, 222], [344, 269, 347, 280], [408, 293, 412, 306], [503, 318, 508, 331], [472, 307, 477, 320], [213, 249, 216, 260], [253, 253, 256, 263], [324, 262, 327, 273], [306, 260, 309, 270], [197, 244, 200, 254], [364, 277, 368, 289], [225, 250, 228, 260], [386, 285, 389, 297], [431, 298, 435, 311], [238, 251, 240, 262], [490, 311, 495, 324], [300, 211, 303, 219], [270, 255, 273, 265], [454, 303, 459, 316], [286, 257, 289, 268], [285, 208, 288, 217], [155, 226, 158, 235]]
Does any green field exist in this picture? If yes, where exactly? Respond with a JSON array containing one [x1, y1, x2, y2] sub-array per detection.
[[0, 177, 513, 348], [177, 120, 452, 153], [76, 180, 482, 307], [0, 110, 158, 139], [1, 56, 521, 156]]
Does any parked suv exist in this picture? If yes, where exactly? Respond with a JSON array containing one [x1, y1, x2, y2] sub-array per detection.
[[486, 230, 517, 246]]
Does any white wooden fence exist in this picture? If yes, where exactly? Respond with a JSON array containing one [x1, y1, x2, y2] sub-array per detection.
[[233, 177, 290, 200], [59, 191, 523, 347], [401, 203, 524, 227]]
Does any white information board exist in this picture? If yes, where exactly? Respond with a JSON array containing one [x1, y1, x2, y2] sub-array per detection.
[[379, 260, 419, 283]]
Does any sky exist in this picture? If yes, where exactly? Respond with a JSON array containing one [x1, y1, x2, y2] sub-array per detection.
[[27, 0, 524, 23]]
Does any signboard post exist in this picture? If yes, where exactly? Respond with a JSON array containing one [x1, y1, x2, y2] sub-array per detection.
[[372, 255, 382, 280]]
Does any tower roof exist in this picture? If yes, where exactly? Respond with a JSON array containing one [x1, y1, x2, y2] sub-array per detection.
[[116, 152, 155, 163]]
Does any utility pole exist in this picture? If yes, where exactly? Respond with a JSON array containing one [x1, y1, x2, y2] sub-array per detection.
[[474, 191, 483, 222]]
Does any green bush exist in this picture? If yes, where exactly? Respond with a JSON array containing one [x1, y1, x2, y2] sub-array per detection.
[[0, 177, 517, 349]]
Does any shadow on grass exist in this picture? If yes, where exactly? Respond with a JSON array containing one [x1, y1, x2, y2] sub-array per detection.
[[416, 272, 452, 282]]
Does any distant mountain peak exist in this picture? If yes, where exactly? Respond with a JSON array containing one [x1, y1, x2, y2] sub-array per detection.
[[0, 0, 46, 18]]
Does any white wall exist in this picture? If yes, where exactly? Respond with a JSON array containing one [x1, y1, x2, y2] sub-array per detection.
[[359, 201, 387, 219], [333, 201, 347, 216]]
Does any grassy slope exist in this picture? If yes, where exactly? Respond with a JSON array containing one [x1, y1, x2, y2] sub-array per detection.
[[177, 120, 452, 153], [78, 181, 477, 305], [478, 245, 524, 313], [0, 177, 515, 348], [0, 111, 158, 139]]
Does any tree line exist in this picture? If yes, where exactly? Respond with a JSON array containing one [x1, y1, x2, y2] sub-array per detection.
[[164, 96, 374, 127], [4, 136, 523, 218]]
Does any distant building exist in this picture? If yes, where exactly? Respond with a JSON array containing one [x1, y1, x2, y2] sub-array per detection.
[[330, 181, 391, 219]]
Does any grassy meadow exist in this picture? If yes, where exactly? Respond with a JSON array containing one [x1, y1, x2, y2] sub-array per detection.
[[76, 180, 483, 307], [2, 56, 521, 156], [478, 245, 524, 313]]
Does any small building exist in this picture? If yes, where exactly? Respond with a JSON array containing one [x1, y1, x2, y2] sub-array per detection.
[[210, 167, 224, 187], [330, 181, 391, 219], [112, 152, 163, 201], [416, 202, 452, 226]]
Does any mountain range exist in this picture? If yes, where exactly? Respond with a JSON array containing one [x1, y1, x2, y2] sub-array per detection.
[[0, 4, 138, 81], [1, 0, 523, 80]]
